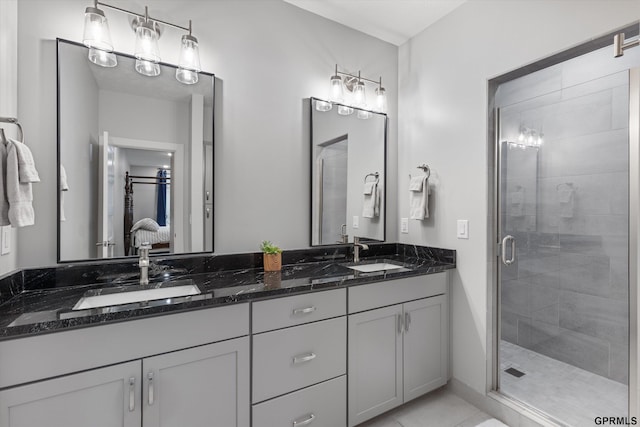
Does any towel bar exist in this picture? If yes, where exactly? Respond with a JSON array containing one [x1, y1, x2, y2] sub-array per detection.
[[0, 117, 24, 143]]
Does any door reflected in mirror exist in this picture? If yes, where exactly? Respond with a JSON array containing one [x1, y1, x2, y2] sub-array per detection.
[[310, 98, 386, 246], [57, 39, 214, 262]]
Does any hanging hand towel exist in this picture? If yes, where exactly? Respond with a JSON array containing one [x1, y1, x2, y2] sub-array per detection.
[[558, 188, 575, 218], [9, 139, 39, 183], [60, 165, 69, 221], [0, 142, 9, 226], [510, 189, 525, 217], [362, 180, 379, 218], [6, 140, 35, 227], [409, 175, 429, 220]]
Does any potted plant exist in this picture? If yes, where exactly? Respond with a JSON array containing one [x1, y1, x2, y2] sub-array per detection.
[[260, 240, 282, 272]]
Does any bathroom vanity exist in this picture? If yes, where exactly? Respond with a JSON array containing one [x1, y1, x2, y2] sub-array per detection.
[[0, 244, 454, 427]]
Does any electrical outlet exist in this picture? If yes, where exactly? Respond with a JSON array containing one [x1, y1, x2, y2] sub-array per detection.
[[352, 216, 359, 229], [1, 226, 10, 255], [457, 220, 469, 239], [401, 218, 409, 234]]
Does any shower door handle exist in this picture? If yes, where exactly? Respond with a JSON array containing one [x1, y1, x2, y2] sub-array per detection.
[[501, 235, 516, 266]]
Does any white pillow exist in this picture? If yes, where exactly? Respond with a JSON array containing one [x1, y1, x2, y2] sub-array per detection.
[[131, 218, 160, 233]]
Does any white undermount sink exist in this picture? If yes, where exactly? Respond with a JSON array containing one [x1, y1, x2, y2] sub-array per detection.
[[72, 284, 201, 310], [347, 263, 405, 273]]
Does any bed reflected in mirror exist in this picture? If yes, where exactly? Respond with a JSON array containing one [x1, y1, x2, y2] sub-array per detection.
[[57, 39, 214, 262]]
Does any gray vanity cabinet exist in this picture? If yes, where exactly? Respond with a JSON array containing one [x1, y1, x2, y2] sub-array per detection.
[[0, 338, 250, 427], [0, 361, 141, 427], [347, 273, 448, 427], [142, 337, 250, 427]]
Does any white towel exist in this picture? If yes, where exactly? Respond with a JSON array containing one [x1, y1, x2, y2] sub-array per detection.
[[362, 180, 379, 218], [9, 139, 40, 183], [558, 188, 575, 218], [0, 142, 9, 226], [6, 140, 35, 227], [510, 190, 524, 217], [410, 175, 429, 220], [60, 165, 68, 221], [408, 175, 424, 191]]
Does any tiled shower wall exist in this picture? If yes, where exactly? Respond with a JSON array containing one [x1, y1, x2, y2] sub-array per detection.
[[498, 46, 632, 384]]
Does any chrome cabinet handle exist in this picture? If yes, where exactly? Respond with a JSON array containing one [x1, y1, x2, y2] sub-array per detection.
[[128, 377, 135, 412], [147, 372, 154, 406], [293, 413, 316, 426], [293, 352, 316, 364], [397, 313, 403, 335], [205, 207, 211, 219], [292, 306, 316, 315], [405, 312, 411, 333], [206, 191, 210, 201], [501, 235, 516, 266]]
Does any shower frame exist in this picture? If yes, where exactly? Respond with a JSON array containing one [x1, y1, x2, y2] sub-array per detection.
[[487, 22, 640, 424]]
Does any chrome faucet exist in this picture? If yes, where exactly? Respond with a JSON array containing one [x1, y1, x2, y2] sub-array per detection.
[[139, 243, 151, 285], [353, 237, 369, 263]]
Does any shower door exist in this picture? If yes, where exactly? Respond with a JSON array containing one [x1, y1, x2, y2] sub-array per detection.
[[495, 48, 637, 425]]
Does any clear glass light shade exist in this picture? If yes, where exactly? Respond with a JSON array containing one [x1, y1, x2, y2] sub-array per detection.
[[88, 47, 117, 67], [538, 134, 544, 146], [337, 105, 354, 116], [134, 22, 161, 63], [82, 7, 113, 51], [315, 100, 332, 112], [353, 81, 366, 108], [178, 35, 201, 72], [357, 109, 371, 120], [329, 76, 344, 102], [135, 59, 161, 77], [375, 87, 387, 113], [176, 68, 198, 85]]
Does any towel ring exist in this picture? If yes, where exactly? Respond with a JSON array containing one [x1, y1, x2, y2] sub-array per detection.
[[0, 117, 24, 143], [364, 172, 379, 183], [416, 164, 430, 179]]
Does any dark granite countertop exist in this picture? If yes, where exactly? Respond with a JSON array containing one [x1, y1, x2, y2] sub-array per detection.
[[0, 244, 455, 340]]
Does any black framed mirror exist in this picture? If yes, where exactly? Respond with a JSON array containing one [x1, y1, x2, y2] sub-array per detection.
[[310, 97, 387, 246], [57, 39, 214, 262]]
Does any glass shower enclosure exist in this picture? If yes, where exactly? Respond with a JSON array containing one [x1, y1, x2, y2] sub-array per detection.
[[494, 34, 639, 426]]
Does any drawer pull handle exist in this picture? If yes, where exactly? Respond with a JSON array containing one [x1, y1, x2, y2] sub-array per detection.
[[148, 372, 154, 406], [397, 313, 403, 335], [292, 306, 316, 315], [293, 413, 316, 426], [293, 352, 317, 364], [128, 377, 136, 412], [405, 312, 411, 333]]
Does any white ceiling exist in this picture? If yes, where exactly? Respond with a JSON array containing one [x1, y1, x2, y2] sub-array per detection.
[[283, 0, 467, 46]]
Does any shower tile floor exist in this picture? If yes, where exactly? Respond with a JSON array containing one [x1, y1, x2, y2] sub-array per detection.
[[500, 340, 627, 427]]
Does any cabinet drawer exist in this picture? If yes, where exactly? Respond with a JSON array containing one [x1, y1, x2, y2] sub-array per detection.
[[252, 317, 346, 403], [252, 375, 346, 427], [252, 289, 346, 333], [348, 273, 447, 314]]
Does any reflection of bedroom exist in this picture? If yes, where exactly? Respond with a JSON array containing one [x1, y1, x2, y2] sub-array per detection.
[[118, 148, 173, 256]]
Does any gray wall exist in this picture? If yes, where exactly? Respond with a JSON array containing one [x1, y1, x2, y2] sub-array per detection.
[[397, 0, 638, 393], [498, 45, 637, 384], [15, 0, 398, 268]]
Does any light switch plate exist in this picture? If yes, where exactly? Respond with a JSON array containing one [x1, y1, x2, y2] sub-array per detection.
[[353, 216, 359, 229], [457, 220, 469, 239], [401, 218, 409, 234], [1, 226, 10, 255]]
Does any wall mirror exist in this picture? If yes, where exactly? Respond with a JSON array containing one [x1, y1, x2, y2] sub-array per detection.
[[57, 39, 214, 262], [310, 97, 386, 246]]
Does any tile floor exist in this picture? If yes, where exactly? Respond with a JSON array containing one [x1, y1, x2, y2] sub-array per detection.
[[500, 340, 628, 426], [358, 387, 497, 427]]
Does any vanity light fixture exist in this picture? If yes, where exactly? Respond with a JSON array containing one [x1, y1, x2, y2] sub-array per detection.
[[81, 1, 202, 84], [320, 65, 387, 116], [515, 125, 544, 148]]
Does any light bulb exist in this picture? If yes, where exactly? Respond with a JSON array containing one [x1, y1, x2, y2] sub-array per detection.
[[518, 129, 525, 142], [176, 32, 201, 85], [329, 75, 343, 103], [353, 80, 366, 108], [134, 21, 160, 63]]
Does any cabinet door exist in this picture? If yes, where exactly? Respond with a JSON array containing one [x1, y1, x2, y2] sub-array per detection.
[[348, 304, 403, 427], [142, 336, 250, 427], [0, 361, 141, 427], [403, 295, 448, 402]]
